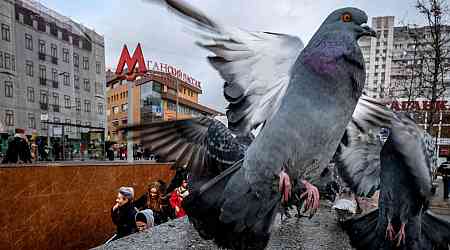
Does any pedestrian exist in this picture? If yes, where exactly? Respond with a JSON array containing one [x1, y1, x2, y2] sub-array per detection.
[[169, 179, 189, 218], [134, 181, 169, 225], [111, 187, 137, 240], [135, 209, 155, 233], [2, 128, 32, 164]]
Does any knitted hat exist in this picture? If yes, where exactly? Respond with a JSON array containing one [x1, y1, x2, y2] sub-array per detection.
[[118, 187, 134, 200], [15, 128, 25, 134]]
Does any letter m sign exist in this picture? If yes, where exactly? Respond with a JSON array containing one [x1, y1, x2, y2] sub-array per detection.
[[115, 43, 147, 77]]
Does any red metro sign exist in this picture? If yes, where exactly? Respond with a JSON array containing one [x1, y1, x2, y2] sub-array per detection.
[[115, 43, 148, 81]]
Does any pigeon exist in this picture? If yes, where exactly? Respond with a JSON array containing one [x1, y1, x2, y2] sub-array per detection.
[[133, 1, 377, 249], [342, 113, 450, 250]]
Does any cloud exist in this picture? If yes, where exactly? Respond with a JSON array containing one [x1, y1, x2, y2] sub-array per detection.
[[41, 0, 424, 111]]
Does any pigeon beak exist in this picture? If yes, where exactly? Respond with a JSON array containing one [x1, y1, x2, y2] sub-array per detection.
[[361, 25, 377, 38]]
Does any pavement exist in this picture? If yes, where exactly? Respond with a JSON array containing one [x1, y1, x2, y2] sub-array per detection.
[[94, 202, 354, 250]]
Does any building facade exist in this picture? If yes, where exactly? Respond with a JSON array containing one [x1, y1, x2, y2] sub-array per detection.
[[106, 68, 222, 143], [0, 0, 106, 157], [360, 16, 450, 158]]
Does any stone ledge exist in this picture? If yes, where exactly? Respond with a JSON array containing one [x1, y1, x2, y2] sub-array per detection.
[[94, 202, 354, 250]]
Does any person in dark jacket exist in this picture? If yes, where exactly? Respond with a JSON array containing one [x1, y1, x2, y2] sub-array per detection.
[[111, 187, 137, 240], [2, 128, 32, 164]]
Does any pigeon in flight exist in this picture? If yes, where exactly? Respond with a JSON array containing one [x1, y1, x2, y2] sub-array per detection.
[[341, 113, 450, 249], [134, 1, 377, 248]]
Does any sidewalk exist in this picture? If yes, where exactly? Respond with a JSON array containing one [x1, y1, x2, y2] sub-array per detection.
[[430, 176, 450, 216]]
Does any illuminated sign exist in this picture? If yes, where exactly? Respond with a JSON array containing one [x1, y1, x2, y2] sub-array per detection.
[[115, 43, 147, 81], [115, 44, 201, 89], [146, 60, 201, 89], [390, 100, 449, 111]]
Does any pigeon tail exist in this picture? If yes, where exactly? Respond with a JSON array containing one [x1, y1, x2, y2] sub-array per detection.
[[421, 210, 450, 249], [342, 209, 384, 250], [183, 159, 279, 249]]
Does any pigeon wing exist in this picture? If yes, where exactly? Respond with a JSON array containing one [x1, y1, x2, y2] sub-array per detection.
[[335, 95, 393, 196], [390, 114, 433, 198], [123, 116, 249, 178], [147, 0, 304, 134]]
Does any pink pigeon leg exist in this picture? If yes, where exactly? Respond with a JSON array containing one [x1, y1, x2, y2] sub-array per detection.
[[385, 222, 396, 241], [395, 223, 406, 247], [278, 170, 292, 203], [299, 180, 320, 215]]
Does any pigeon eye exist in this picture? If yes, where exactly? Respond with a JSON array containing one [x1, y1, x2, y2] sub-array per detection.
[[341, 13, 352, 22]]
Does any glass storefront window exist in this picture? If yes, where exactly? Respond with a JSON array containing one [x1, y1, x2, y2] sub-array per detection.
[[140, 81, 163, 123]]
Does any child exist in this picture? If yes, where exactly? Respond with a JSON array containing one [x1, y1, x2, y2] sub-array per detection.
[[135, 209, 155, 232]]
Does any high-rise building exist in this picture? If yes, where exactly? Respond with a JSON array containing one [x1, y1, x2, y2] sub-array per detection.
[[361, 16, 450, 158], [0, 0, 105, 157]]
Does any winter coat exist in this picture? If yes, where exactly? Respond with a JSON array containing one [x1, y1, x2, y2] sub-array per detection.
[[2, 135, 32, 164], [111, 202, 137, 239]]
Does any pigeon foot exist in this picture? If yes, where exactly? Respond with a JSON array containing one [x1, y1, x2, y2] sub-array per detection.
[[395, 223, 406, 247], [278, 170, 291, 203], [385, 222, 395, 241], [300, 180, 320, 216]]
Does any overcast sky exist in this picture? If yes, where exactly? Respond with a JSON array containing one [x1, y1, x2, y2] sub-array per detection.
[[40, 0, 427, 111]]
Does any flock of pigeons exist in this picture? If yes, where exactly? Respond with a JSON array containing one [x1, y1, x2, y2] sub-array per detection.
[[126, 1, 450, 249]]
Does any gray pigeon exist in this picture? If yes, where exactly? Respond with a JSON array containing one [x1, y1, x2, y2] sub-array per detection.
[[135, 1, 377, 249], [343, 113, 450, 250]]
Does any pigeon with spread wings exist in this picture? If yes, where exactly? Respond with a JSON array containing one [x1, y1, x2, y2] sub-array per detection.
[[134, 1, 377, 249]]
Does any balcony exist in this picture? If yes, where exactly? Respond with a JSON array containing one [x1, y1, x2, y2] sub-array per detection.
[[52, 81, 59, 88], [52, 105, 60, 112], [51, 57, 58, 65], [40, 102, 48, 110], [38, 52, 46, 61], [39, 78, 47, 86]]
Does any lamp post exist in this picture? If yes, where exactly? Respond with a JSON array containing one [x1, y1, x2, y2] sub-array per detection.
[[127, 80, 134, 162]]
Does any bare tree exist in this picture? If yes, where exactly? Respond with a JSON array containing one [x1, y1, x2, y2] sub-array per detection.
[[415, 0, 450, 136]]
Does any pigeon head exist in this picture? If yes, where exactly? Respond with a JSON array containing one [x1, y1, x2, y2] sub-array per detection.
[[319, 7, 376, 39]]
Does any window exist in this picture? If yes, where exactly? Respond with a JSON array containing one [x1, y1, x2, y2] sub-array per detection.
[[74, 75, 80, 89], [96, 61, 101, 74], [27, 87, 34, 102], [95, 82, 103, 95], [39, 40, 46, 54], [76, 120, 81, 133], [84, 100, 91, 112], [62, 48, 69, 63], [40, 90, 48, 104], [4, 80, 13, 97], [52, 69, 58, 81], [26, 60, 33, 76], [25, 34, 33, 50], [83, 57, 89, 70], [97, 103, 104, 114], [5, 110, 14, 126], [121, 103, 128, 112], [4, 53, 11, 69], [1, 24, 10, 41], [28, 114, 36, 129], [41, 119, 48, 130], [84, 79, 90, 91], [52, 92, 59, 106], [75, 98, 81, 111], [64, 95, 71, 108], [63, 73, 70, 86], [65, 119, 71, 132], [39, 65, 46, 81], [51, 44, 57, 58], [112, 106, 119, 114], [73, 53, 79, 68], [0, 52, 2, 68]]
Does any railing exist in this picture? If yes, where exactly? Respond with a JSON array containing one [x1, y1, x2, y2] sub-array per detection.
[[51, 56, 58, 65], [38, 52, 46, 61], [40, 102, 48, 110], [52, 105, 60, 112], [39, 77, 47, 86]]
